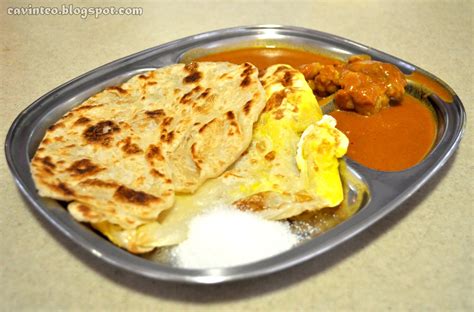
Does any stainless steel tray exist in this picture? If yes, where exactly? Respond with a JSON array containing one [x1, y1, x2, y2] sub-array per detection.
[[4, 25, 466, 284]]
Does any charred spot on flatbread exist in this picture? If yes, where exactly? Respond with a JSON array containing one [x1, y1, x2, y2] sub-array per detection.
[[233, 192, 269, 212], [162, 117, 173, 127], [184, 62, 198, 72], [190, 143, 203, 171], [198, 118, 216, 133], [146, 144, 165, 163], [31, 155, 56, 175], [180, 86, 203, 104], [39, 156, 55, 169], [118, 137, 143, 155], [106, 86, 128, 95], [76, 204, 94, 217], [79, 179, 118, 188], [240, 63, 255, 87], [150, 169, 166, 178], [264, 151, 276, 161], [48, 122, 64, 131], [83, 121, 120, 146], [73, 117, 91, 126], [183, 62, 203, 84], [282, 71, 294, 87], [240, 76, 251, 87], [197, 88, 211, 99], [54, 182, 75, 196], [67, 159, 103, 177], [160, 131, 174, 144], [243, 100, 253, 115], [264, 90, 285, 112], [114, 186, 161, 205], [72, 104, 104, 112], [145, 109, 165, 118]]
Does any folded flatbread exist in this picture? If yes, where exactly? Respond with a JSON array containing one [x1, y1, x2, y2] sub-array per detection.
[[90, 64, 348, 253], [31, 62, 266, 232]]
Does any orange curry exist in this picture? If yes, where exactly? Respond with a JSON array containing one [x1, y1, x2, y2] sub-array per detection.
[[196, 47, 341, 70], [407, 71, 453, 103], [330, 95, 436, 171], [194, 47, 437, 171]]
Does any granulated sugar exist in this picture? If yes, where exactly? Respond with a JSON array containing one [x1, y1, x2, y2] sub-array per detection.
[[171, 204, 299, 268]]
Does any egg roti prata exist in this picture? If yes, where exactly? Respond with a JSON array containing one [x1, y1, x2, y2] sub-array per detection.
[[31, 62, 266, 234], [96, 64, 348, 253], [231, 64, 349, 219]]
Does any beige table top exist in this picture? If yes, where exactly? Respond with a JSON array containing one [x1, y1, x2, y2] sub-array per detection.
[[1, 0, 472, 310]]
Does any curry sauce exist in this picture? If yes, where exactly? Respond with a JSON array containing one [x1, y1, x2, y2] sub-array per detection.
[[330, 94, 437, 171], [195, 47, 341, 70], [407, 71, 453, 103]]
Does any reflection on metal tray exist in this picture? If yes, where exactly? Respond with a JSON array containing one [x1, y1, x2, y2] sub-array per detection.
[[4, 25, 466, 284]]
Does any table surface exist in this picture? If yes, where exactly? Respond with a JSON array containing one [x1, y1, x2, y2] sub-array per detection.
[[1, 0, 473, 310]]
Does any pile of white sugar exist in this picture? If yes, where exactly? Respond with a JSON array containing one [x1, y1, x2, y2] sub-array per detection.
[[171, 204, 299, 268]]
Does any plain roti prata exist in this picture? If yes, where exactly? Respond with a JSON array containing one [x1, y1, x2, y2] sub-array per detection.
[[31, 62, 266, 233]]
